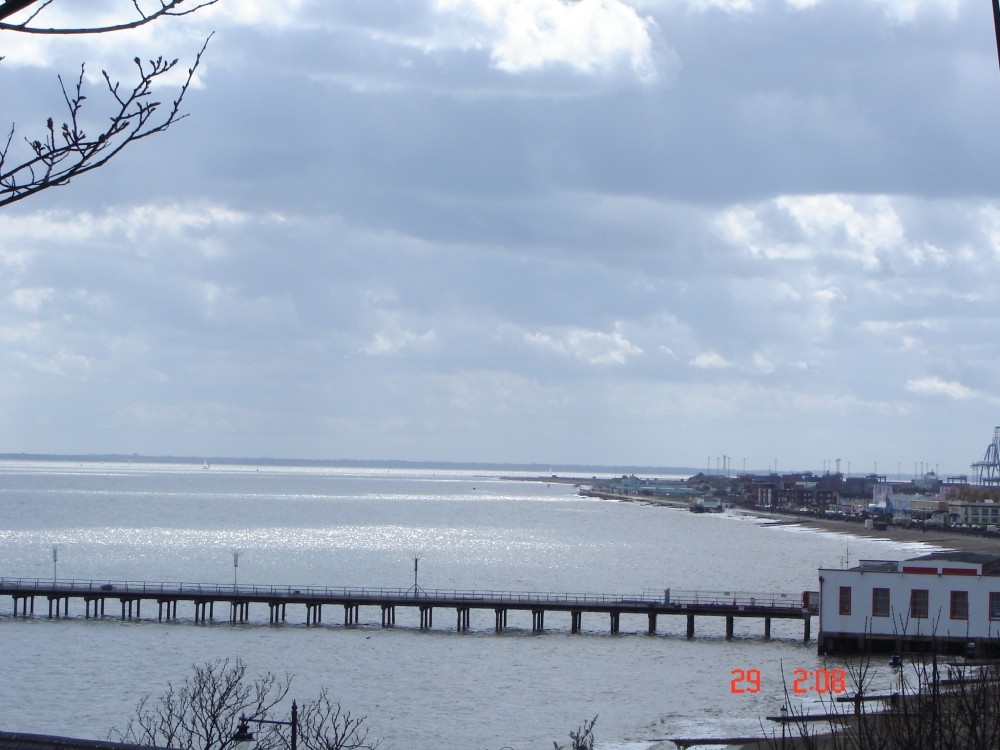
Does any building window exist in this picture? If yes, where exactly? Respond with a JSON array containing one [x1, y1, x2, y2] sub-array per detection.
[[910, 589, 929, 619], [839, 586, 852, 615], [872, 588, 890, 617], [950, 591, 968, 621], [990, 592, 1000, 620]]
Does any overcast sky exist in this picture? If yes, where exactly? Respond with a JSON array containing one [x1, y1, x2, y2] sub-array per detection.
[[2, 0, 1000, 473]]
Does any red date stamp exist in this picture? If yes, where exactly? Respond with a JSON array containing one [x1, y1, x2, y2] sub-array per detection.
[[730, 668, 848, 695]]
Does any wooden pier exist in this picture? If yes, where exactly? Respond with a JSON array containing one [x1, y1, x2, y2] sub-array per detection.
[[0, 578, 817, 640]]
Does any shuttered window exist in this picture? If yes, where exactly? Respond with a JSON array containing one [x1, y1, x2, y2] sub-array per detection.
[[839, 586, 852, 616]]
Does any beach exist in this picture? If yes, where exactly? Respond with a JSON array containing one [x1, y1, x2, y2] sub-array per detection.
[[574, 485, 1000, 555], [757, 511, 1000, 555]]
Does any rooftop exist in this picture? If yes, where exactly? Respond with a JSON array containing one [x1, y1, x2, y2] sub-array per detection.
[[854, 560, 901, 573], [0, 733, 158, 750], [839, 551, 1000, 576], [906, 551, 1000, 566]]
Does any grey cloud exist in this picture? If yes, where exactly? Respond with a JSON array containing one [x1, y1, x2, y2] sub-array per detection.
[[3, 0, 1000, 469]]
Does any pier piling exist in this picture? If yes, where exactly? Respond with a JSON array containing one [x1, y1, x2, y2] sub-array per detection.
[[531, 609, 545, 632], [419, 606, 433, 629], [344, 604, 360, 626], [381, 604, 395, 626]]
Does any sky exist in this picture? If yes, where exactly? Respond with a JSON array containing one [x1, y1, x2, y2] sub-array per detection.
[[2, 0, 1000, 474]]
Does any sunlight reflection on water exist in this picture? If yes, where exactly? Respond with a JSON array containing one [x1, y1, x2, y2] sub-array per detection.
[[0, 461, 947, 749]]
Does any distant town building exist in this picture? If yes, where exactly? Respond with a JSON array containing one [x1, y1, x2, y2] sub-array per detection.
[[948, 500, 1000, 527], [589, 474, 703, 498]]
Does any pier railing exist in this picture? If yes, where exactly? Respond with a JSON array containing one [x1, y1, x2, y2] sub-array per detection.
[[0, 577, 808, 611], [1, 576, 817, 640]]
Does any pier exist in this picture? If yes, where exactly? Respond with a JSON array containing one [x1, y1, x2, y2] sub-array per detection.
[[0, 578, 817, 640]]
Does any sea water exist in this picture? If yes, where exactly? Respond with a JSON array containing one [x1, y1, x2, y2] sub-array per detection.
[[0, 461, 941, 749]]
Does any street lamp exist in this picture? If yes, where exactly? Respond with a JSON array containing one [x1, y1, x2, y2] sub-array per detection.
[[232, 701, 298, 750], [407, 555, 424, 597]]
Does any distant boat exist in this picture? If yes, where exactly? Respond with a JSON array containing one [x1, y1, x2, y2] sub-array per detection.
[[203, 460, 211, 469]]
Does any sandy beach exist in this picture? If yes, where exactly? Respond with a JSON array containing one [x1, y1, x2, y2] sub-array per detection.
[[576, 487, 1000, 555], [752, 511, 1000, 555]]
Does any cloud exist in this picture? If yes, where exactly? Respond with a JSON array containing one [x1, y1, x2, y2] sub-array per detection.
[[681, 0, 756, 11], [905, 376, 979, 401], [776, 195, 905, 271], [689, 352, 732, 369], [15, 349, 93, 379], [872, 0, 960, 24], [9, 287, 55, 312], [433, 0, 658, 79], [4, 0, 1000, 470], [364, 325, 438, 356], [859, 319, 941, 351], [524, 326, 643, 365], [752, 352, 776, 374], [678, 0, 956, 19], [201, 0, 308, 29], [0, 204, 251, 249]]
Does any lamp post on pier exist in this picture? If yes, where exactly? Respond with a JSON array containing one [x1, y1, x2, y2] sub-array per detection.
[[406, 555, 424, 597], [232, 701, 298, 750]]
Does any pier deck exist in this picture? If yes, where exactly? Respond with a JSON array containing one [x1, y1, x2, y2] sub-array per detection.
[[1, 578, 816, 640]]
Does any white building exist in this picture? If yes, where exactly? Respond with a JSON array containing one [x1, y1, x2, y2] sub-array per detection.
[[948, 500, 1000, 527], [818, 552, 1000, 656]]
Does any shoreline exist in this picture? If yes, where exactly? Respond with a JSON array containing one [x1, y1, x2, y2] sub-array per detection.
[[744, 509, 1000, 554], [570, 485, 1000, 556], [673, 499, 999, 554]]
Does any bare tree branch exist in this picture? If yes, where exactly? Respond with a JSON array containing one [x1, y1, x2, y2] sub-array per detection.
[[0, 1, 45, 23], [296, 689, 380, 750], [111, 659, 381, 750], [0, 33, 211, 208], [0, 0, 219, 33], [111, 658, 293, 750], [553, 717, 597, 750], [0, 0, 216, 207]]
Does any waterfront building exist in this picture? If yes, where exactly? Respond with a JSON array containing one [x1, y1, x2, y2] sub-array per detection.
[[947, 499, 1000, 527], [589, 474, 702, 498], [818, 552, 1000, 656], [747, 473, 839, 510]]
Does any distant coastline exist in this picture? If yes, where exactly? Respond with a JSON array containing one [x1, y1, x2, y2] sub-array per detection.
[[0, 453, 704, 476]]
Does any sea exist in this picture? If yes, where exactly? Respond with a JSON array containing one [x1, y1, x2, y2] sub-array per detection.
[[0, 460, 944, 750]]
